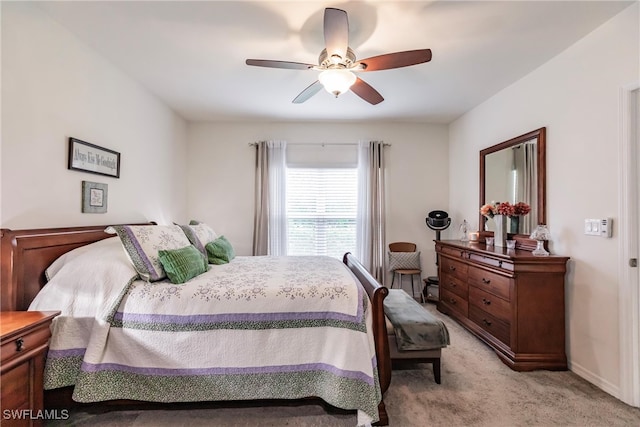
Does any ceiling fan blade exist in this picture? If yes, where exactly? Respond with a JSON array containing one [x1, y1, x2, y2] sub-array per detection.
[[324, 8, 349, 61], [351, 78, 384, 105], [292, 81, 323, 104], [357, 49, 432, 71], [246, 59, 315, 70]]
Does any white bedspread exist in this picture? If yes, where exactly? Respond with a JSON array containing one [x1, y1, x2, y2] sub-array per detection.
[[30, 240, 380, 426]]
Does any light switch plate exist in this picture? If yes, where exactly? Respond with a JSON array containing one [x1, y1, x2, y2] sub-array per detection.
[[585, 219, 600, 236]]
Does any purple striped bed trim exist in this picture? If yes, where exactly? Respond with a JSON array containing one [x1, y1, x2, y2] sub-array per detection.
[[47, 348, 86, 358], [80, 361, 374, 385]]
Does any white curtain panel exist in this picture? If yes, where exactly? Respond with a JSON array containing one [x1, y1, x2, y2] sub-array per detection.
[[252, 140, 288, 256], [356, 140, 386, 284], [523, 141, 537, 233]]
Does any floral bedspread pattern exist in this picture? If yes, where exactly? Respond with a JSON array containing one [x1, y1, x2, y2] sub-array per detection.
[[33, 254, 380, 426]]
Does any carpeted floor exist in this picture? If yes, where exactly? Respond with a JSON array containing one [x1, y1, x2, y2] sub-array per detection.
[[47, 303, 640, 426]]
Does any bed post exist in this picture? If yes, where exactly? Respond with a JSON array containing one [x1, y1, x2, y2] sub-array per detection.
[[343, 253, 390, 426]]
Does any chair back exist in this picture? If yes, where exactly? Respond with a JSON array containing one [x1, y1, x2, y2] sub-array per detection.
[[389, 242, 417, 252]]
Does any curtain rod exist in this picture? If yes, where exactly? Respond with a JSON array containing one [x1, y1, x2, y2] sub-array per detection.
[[248, 142, 391, 147]]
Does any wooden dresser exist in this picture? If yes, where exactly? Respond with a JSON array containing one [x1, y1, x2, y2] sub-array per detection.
[[1, 311, 60, 426], [435, 240, 569, 371]]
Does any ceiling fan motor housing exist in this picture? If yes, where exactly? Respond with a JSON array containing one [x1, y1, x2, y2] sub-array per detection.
[[319, 47, 357, 69]]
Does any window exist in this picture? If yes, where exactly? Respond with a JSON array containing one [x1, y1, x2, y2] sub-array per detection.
[[286, 168, 358, 259]]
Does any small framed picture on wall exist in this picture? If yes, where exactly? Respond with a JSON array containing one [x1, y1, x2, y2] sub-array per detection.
[[82, 181, 108, 213]]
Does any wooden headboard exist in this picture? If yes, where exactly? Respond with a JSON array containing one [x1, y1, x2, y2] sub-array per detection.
[[1, 223, 154, 311]]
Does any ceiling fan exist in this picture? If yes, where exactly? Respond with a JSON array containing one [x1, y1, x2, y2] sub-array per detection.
[[245, 8, 432, 105]]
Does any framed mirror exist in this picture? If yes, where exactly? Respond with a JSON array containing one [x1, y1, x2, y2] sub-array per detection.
[[479, 127, 546, 241]]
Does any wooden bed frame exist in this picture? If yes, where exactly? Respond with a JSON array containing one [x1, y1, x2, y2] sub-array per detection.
[[0, 224, 391, 425]]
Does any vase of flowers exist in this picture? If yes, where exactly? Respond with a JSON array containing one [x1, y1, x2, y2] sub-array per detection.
[[480, 201, 505, 246], [493, 214, 507, 247], [508, 202, 531, 233], [480, 201, 531, 246]]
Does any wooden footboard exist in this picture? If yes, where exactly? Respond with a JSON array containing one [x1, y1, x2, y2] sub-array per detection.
[[343, 252, 391, 426]]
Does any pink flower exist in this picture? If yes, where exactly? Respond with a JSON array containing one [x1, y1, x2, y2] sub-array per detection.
[[480, 203, 497, 218], [497, 202, 515, 216], [481, 201, 531, 218], [513, 202, 531, 215]]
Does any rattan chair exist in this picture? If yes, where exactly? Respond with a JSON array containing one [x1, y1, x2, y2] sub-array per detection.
[[388, 242, 423, 302]]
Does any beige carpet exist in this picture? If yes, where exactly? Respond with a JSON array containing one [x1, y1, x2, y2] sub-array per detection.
[[47, 303, 640, 426]]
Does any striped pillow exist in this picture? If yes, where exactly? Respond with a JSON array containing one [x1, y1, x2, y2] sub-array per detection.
[[106, 224, 192, 282], [388, 251, 421, 271], [179, 222, 218, 256], [158, 245, 208, 284]]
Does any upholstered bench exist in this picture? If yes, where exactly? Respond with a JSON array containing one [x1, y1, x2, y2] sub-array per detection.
[[384, 289, 450, 384]]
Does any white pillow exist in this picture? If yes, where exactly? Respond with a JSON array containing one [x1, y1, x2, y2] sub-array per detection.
[[46, 236, 119, 281], [30, 237, 138, 318]]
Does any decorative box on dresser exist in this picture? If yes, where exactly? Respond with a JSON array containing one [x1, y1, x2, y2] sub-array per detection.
[[1, 311, 60, 426], [435, 240, 569, 371]]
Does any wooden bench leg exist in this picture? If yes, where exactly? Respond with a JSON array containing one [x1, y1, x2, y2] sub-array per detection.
[[433, 359, 441, 384]]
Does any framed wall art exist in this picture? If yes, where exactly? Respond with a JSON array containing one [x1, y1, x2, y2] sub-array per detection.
[[82, 181, 108, 213], [68, 137, 120, 178]]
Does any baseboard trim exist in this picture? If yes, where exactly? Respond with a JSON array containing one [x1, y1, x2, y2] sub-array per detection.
[[569, 361, 621, 401]]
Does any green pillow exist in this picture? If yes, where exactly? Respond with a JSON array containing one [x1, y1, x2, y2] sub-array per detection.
[[158, 245, 208, 284], [205, 236, 235, 265]]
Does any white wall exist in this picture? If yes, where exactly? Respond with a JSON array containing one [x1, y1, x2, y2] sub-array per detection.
[[449, 3, 639, 398], [1, 2, 188, 229], [187, 121, 450, 284]]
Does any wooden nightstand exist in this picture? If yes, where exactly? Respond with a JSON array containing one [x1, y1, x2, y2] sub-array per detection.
[[1, 311, 60, 427]]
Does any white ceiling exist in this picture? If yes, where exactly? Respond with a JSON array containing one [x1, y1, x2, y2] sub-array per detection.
[[34, 1, 633, 123]]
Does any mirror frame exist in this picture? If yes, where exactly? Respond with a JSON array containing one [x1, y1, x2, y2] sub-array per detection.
[[479, 127, 546, 245]]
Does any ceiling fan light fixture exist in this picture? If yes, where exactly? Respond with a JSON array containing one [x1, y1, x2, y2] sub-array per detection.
[[318, 69, 356, 97]]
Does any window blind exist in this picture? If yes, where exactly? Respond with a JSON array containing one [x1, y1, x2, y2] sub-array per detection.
[[286, 168, 357, 259]]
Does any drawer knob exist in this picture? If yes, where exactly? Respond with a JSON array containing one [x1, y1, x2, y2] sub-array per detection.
[[482, 278, 491, 284], [16, 337, 24, 352], [449, 266, 456, 271], [449, 298, 457, 304], [482, 318, 492, 326], [450, 282, 457, 288], [482, 298, 491, 305]]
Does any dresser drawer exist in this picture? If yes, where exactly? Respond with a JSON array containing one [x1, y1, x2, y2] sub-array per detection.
[[469, 305, 511, 346], [439, 245, 467, 259], [440, 288, 468, 317], [468, 268, 511, 301], [440, 257, 468, 281], [468, 253, 514, 272], [440, 273, 468, 299], [1, 324, 51, 366], [469, 286, 511, 323]]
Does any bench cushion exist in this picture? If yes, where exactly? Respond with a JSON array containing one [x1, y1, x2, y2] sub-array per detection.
[[384, 289, 450, 351]]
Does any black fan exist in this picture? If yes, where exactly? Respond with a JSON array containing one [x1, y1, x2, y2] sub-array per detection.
[[426, 210, 451, 241], [246, 8, 432, 105]]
